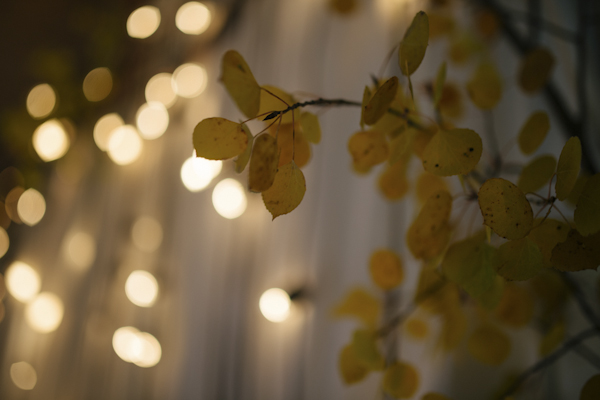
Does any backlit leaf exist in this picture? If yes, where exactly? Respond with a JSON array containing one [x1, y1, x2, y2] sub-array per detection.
[[300, 112, 321, 144], [248, 134, 279, 192], [517, 155, 556, 194], [235, 124, 254, 173], [517, 111, 550, 155], [220, 50, 261, 118], [478, 178, 534, 239], [364, 76, 399, 125], [434, 62, 447, 107], [422, 128, 482, 176], [539, 321, 564, 356], [348, 130, 389, 170], [332, 287, 380, 328], [528, 218, 569, 267], [193, 118, 247, 160], [405, 317, 429, 340], [338, 345, 369, 385], [389, 128, 416, 166], [399, 11, 429, 76], [468, 324, 511, 365], [351, 329, 384, 370], [581, 374, 600, 400], [378, 161, 409, 201], [496, 238, 543, 281], [270, 123, 311, 168], [550, 229, 600, 272], [383, 362, 420, 399], [518, 48, 555, 94], [574, 173, 600, 236], [259, 85, 298, 124], [369, 248, 404, 290], [466, 62, 502, 109], [262, 161, 306, 219], [494, 284, 534, 328], [407, 190, 453, 260], [422, 393, 452, 400], [555, 137, 581, 201]]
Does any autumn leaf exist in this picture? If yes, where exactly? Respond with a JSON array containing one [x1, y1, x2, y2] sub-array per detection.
[[517, 154, 556, 194], [550, 229, 600, 272], [434, 62, 447, 107], [369, 249, 404, 290], [235, 124, 254, 173], [518, 111, 550, 155], [555, 137, 581, 201], [422, 128, 482, 176], [300, 112, 321, 144], [466, 62, 502, 109], [262, 161, 306, 219], [248, 134, 279, 192], [383, 362, 420, 399], [574, 174, 600, 236], [348, 130, 389, 170], [193, 118, 247, 160], [351, 329, 384, 370], [338, 345, 369, 385], [220, 50, 261, 118], [468, 324, 511, 365], [378, 161, 410, 201], [495, 238, 543, 281], [399, 11, 429, 76], [407, 190, 452, 260], [363, 76, 399, 125], [332, 287, 380, 328]]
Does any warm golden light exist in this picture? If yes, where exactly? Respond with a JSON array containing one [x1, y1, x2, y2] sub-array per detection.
[[112, 327, 162, 367], [131, 216, 163, 252], [136, 102, 169, 140], [32, 119, 70, 162], [94, 113, 124, 151], [64, 232, 96, 270], [107, 125, 143, 165], [0, 227, 8, 259], [180, 155, 221, 192], [259, 288, 291, 323], [17, 188, 46, 226], [176, 2, 212, 35], [145, 73, 177, 108], [126, 6, 161, 39], [5, 261, 41, 303], [113, 326, 141, 363], [193, 151, 222, 177], [172, 63, 207, 98], [25, 292, 64, 333], [26, 83, 56, 119], [125, 270, 158, 307], [10, 362, 37, 390], [83, 67, 113, 102], [212, 178, 247, 219]]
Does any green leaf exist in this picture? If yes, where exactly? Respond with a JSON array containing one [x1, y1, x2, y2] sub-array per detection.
[[399, 11, 429, 76], [351, 329, 384, 370], [338, 345, 369, 385], [496, 238, 543, 281]]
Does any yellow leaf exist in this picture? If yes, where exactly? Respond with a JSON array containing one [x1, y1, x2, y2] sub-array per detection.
[[574, 173, 600, 236], [407, 190, 453, 260], [466, 62, 502, 109], [405, 317, 429, 340], [262, 161, 306, 219], [220, 50, 261, 119], [360, 86, 372, 129], [338, 345, 369, 385], [438, 83, 464, 120], [364, 76, 399, 125], [580, 374, 600, 400], [374, 89, 408, 136], [378, 161, 410, 201], [383, 362, 420, 399], [413, 126, 436, 159], [351, 329, 384, 370], [555, 137, 581, 201], [448, 33, 482, 65], [300, 112, 321, 144], [528, 218, 569, 267], [369, 249, 404, 290], [235, 125, 254, 173], [539, 321, 565, 356], [422, 392, 453, 400], [428, 12, 455, 39], [422, 128, 482, 176], [517, 111, 550, 155], [518, 48, 555, 94], [517, 154, 556, 194], [496, 238, 543, 281], [399, 11, 429, 76], [415, 267, 460, 315], [478, 275, 505, 310], [270, 123, 311, 168], [438, 308, 467, 351], [567, 173, 589, 205], [389, 128, 416, 166], [332, 287, 380, 328], [494, 284, 534, 328], [193, 118, 247, 160], [416, 172, 448, 204], [434, 62, 447, 107], [248, 134, 279, 192], [348, 130, 389, 170], [550, 229, 600, 272], [478, 178, 534, 239], [468, 324, 511, 365], [259, 85, 298, 125]]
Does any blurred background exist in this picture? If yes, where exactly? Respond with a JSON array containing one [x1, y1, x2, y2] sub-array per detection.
[[0, 0, 599, 399]]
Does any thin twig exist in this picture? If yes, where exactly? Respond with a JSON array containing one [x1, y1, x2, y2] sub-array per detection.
[[574, 343, 600, 370], [561, 274, 600, 330]]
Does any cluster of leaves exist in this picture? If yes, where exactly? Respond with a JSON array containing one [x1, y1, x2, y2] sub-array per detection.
[[193, 5, 600, 400]]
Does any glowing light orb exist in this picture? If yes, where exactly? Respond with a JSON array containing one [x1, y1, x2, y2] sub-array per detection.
[[113, 327, 162, 367], [176, 2, 212, 35], [127, 6, 161, 39], [17, 188, 46, 226], [32, 119, 70, 162], [180, 155, 221, 192], [125, 270, 159, 307], [5, 261, 41, 303], [10, 362, 37, 390], [212, 179, 247, 219], [25, 292, 64, 333], [145, 73, 177, 108], [65, 232, 96, 270], [94, 113, 124, 151], [26, 83, 56, 119], [172, 63, 207, 98], [0, 227, 9, 259], [259, 288, 291, 323], [83, 67, 113, 102], [136, 102, 169, 140], [107, 125, 143, 165], [131, 216, 163, 252]]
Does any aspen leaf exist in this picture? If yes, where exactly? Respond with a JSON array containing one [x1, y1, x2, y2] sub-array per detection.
[[517, 111, 550, 155], [375, 90, 408, 136], [468, 324, 510, 365], [389, 128, 416, 166], [550, 229, 600, 272], [434, 62, 447, 107], [332, 288, 380, 328], [422, 128, 482, 176], [581, 374, 600, 400], [271, 123, 311, 168], [300, 112, 321, 144], [378, 161, 409, 201], [407, 190, 453, 260], [438, 308, 467, 351], [528, 218, 569, 267], [405, 317, 429, 340], [360, 86, 372, 129], [415, 268, 460, 314], [478, 178, 534, 239], [438, 83, 464, 120], [567, 174, 589, 205], [478, 275, 505, 310], [220, 50, 261, 118], [494, 284, 534, 328], [519, 48, 555, 94], [574, 173, 600, 236], [383, 362, 419, 399], [262, 161, 306, 219], [517, 155, 556, 194], [496, 238, 543, 281], [422, 393, 452, 400], [351, 329, 384, 370], [338, 345, 369, 385], [348, 130, 389, 170], [399, 11, 429, 76], [555, 137, 582, 201], [235, 125, 254, 173], [539, 321, 564, 356], [248, 134, 279, 192], [416, 172, 448, 204], [369, 249, 404, 290], [259, 85, 298, 124], [413, 127, 436, 159], [193, 118, 247, 160], [466, 62, 502, 109], [364, 76, 399, 125]]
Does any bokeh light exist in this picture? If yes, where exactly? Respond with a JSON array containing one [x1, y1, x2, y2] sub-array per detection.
[[25, 292, 64, 333], [145, 73, 177, 108], [125, 270, 159, 307], [5, 187, 24, 224], [94, 113, 124, 151], [259, 288, 291, 323], [5, 261, 41, 303], [26, 83, 56, 119], [10, 362, 37, 390], [83, 67, 113, 102], [107, 125, 143, 165], [176, 2, 212, 35], [212, 178, 247, 219], [127, 6, 161, 39], [172, 63, 207, 98], [32, 119, 70, 162], [113, 326, 141, 363], [113, 327, 162, 367], [64, 232, 96, 270], [17, 188, 46, 226], [136, 102, 169, 140], [180, 155, 221, 192], [131, 216, 163, 252], [0, 227, 9, 258]]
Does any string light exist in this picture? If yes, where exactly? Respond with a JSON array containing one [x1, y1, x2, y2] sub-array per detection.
[[32, 119, 70, 162], [172, 63, 207, 98], [83, 67, 113, 102], [176, 2, 212, 35], [125, 270, 159, 307], [259, 288, 291, 322], [107, 125, 143, 165], [17, 188, 46, 226], [136, 102, 169, 140], [5, 261, 41, 303], [94, 113, 124, 151], [212, 179, 247, 219], [127, 6, 161, 39], [26, 83, 56, 119], [25, 292, 64, 333]]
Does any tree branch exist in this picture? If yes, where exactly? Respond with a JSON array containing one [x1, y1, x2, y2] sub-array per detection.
[[561, 273, 600, 330]]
